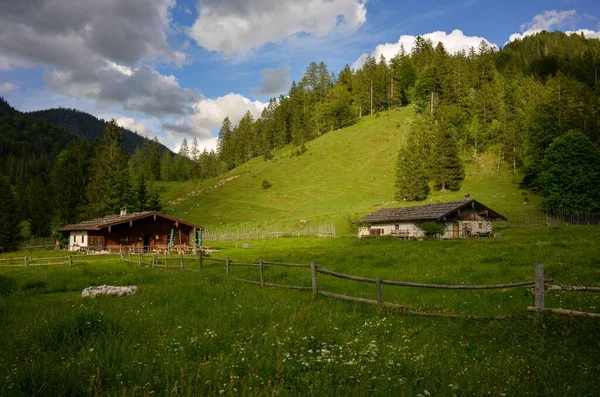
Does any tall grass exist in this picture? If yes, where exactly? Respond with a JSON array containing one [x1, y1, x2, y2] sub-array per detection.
[[1, 227, 599, 395]]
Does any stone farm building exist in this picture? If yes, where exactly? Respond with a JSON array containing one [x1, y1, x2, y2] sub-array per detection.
[[358, 199, 506, 239], [59, 210, 203, 252]]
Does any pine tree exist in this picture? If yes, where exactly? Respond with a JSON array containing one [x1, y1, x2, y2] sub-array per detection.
[[85, 120, 133, 217], [135, 174, 150, 212], [431, 125, 465, 191], [395, 119, 431, 201], [0, 177, 20, 251]]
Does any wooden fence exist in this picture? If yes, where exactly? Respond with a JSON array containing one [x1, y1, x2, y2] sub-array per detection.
[[202, 220, 336, 242], [0, 254, 122, 267], [3, 252, 599, 319], [526, 263, 600, 318]]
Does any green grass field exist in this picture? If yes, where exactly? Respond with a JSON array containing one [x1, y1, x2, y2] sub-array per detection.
[[159, 108, 541, 232], [1, 226, 599, 396]]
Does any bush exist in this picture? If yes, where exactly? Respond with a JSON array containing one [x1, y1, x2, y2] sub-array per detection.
[[419, 221, 444, 237], [263, 150, 273, 161], [262, 178, 272, 189]]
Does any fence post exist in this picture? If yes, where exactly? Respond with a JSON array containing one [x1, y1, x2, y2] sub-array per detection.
[[199, 250, 203, 271], [152, 255, 156, 268], [164, 252, 167, 270], [311, 262, 318, 295], [535, 262, 545, 311], [226, 257, 230, 276], [259, 258, 265, 286], [376, 278, 383, 306], [138, 251, 142, 267], [180, 252, 183, 271], [24, 256, 28, 267], [128, 251, 131, 263], [68, 254, 72, 267], [120, 245, 123, 262]]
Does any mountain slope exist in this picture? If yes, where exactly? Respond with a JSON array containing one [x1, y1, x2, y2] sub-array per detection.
[[28, 107, 172, 155], [161, 107, 540, 230]]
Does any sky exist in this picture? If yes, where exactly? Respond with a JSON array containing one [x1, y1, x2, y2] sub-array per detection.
[[0, 0, 599, 152]]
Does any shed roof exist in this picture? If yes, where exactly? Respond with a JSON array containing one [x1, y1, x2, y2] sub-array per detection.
[[59, 211, 203, 232], [359, 199, 506, 224]]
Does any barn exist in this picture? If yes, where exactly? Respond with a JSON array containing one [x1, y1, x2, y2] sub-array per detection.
[[358, 199, 506, 239], [59, 209, 204, 252]]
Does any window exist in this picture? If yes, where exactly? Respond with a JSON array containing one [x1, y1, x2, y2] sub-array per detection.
[[478, 222, 483, 228], [395, 224, 399, 230], [81, 235, 84, 243]]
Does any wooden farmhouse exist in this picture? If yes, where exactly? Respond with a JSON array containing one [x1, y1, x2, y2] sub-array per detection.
[[59, 210, 203, 252], [358, 199, 506, 239]]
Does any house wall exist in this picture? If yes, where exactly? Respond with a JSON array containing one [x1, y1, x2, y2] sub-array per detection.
[[358, 223, 425, 238], [358, 218, 493, 239], [69, 231, 88, 251], [102, 217, 194, 251]]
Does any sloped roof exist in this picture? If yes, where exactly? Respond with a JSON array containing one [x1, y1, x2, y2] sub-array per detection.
[[59, 211, 203, 232], [359, 199, 506, 224]]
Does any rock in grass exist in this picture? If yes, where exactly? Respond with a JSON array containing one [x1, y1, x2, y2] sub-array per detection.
[[82, 285, 138, 298]]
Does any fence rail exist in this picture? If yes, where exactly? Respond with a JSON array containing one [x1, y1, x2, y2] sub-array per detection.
[[3, 251, 599, 319]]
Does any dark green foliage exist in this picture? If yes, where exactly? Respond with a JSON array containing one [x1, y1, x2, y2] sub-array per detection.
[[28, 107, 171, 155], [262, 178, 272, 189], [540, 131, 600, 213], [0, 177, 20, 251], [84, 120, 134, 218], [51, 141, 91, 225], [419, 221, 445, 236], [263, 149, 274, 161], [431, 127, 465, 191], [395, 140, 430, 201]]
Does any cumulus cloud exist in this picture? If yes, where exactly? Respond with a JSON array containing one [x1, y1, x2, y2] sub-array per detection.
[[191, 93, 267, 137], [507, 10, 600, 42], [0, 81, 16, 94], [353, 29, 496, 69], [188, 0, 367, 56], [0, 0, 197, 118], [115, 117, 149, 136], [252, 66, 292, 96], [161, 93, 267, 144]]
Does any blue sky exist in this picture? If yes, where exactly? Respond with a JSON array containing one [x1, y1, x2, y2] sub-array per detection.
[[0, 0, 599, 151]]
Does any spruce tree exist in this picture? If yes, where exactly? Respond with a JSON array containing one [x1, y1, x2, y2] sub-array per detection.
[[431, 126, 465, 191], [395, 126, 430, 201], [0, 177, 20, 251], [85, 120, 133, 218]]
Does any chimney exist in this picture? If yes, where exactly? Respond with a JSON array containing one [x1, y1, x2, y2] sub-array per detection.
[[120, 207, 127, 217]]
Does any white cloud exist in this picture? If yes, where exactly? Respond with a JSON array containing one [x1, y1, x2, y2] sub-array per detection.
[[190, 93, 267, 137], [353, 29, 496, 69], [506, 10, 600, 42], [0, 0, 197, 118], [521, 9, 577, 31], [162, 93, 267, 149], [188, 0, 367, 57], [115, 116, 149, 136], [0, 81, 16, 93]]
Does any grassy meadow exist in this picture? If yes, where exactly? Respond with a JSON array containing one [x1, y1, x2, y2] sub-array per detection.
[[159, 108, 541, 232], [1, 226, 600, 396]]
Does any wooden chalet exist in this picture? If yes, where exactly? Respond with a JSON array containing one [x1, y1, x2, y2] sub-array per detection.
[[358, 199, 506, 239], [59, 210, 204, 252]]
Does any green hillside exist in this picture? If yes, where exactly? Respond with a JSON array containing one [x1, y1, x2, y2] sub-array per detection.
[[161, 107, 541, 230]]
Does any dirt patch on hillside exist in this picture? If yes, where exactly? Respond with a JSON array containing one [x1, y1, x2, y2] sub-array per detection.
[[167, 172, 249, 206]]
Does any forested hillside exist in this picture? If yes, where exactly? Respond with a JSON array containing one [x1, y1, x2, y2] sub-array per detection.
[[29, 107, 171, 155], [0, 99, 179, 250], [206, 31, 600, 214]]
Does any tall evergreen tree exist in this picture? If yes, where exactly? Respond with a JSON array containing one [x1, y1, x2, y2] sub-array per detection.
[[0, 177, 20, 251], [431, 125, 465, 191], [84, 120, 133, 217]]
